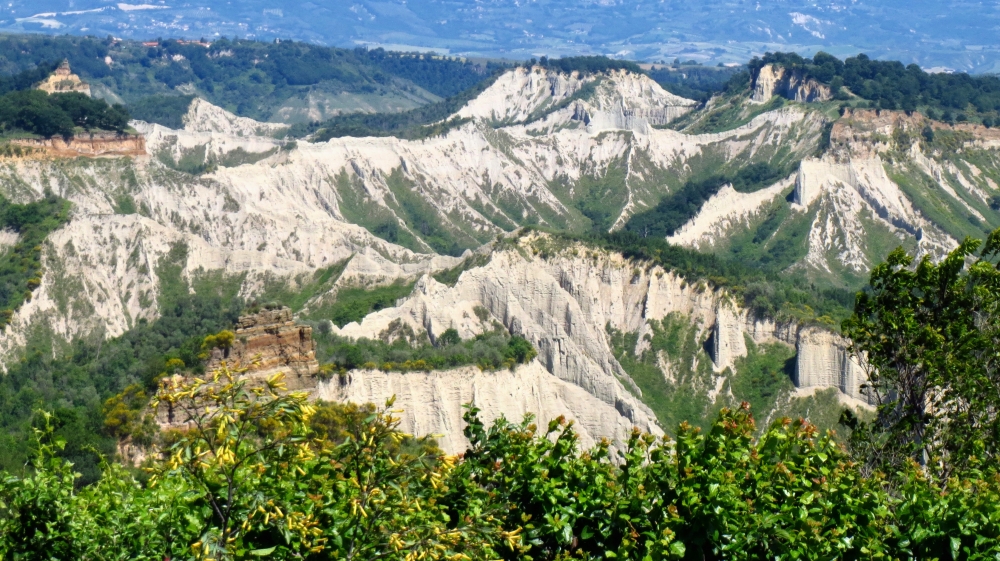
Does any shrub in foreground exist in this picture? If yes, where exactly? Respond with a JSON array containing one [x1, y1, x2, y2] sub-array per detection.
[[2, 364, 999, 559]]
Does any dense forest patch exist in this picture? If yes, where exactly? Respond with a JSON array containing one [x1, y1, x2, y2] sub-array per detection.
[[755, 51, 1000, 124], [0, 90, 129, 137], [647, 62, 744, 102], [316, 326, 537, 375], [0, 35, 501, 123]]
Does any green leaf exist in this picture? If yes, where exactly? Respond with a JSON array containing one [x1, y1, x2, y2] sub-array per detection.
[[950, 536, 961, 560], [670, 541, 687, 557], [250, 546, 277, 556]]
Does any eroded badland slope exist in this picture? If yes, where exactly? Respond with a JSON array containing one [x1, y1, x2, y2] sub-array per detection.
[[2, 63, 996, 450]]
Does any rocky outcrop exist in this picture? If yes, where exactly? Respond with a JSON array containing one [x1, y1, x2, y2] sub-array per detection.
[[8, 132, 146, 159], [337, 245, 664, 437], [795, 327, 871, 403], [751, 64, 831, 104], [458, 67, 696, 133], [36, 60, 91, 96], [182, 98, 289, 137], [315, 361, 643, 453], [206, 306, 319, 388]]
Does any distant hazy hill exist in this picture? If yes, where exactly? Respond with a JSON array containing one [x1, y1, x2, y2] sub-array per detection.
[[0, 1, 998, 72]]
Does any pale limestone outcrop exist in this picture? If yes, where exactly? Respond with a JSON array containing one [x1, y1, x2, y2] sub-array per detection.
[[795, 326, 871, 403], [667, 180, 792, 250], [339, 246, 663, 436], [332, 234, 871, 427], [751, 64, 831, 104], [1, 72, 976, 443], [458, 66, 591, 123], [182, 97, 289, 137], [459, 67, 695, 134], [0, 229, 17, 253], [712, 303, 749, 372], [791, 157, 955, 275], [315, 361, 641, 453]]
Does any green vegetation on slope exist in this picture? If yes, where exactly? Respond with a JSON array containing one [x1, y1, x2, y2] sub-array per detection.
[[295, 72, 501, 141], [315, 326, 537, 374], [726, 337, 797, 419], [0, 194, 70, 328], [127, 94, 195, 129], [608, 317, 715, 432], [647, 63, 745, 102], [0, 292, 242, 484], [623, 161, 793, 239], [311, 280, 416, 327]]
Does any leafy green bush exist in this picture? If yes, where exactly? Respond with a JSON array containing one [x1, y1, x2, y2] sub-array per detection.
[[4, 384, 998, 560], [843, 230, 1000, 477], [0, 291, 242, 482]]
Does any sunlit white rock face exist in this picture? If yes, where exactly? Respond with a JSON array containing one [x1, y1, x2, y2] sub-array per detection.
[[751, 64, 832, 104], [315, 361, 645, 454]]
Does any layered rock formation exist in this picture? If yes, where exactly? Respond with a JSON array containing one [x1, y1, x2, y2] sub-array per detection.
[[794, 327, 868, 401], [330, 232, 877, 445], [206, 306, 319, 388], [751, 64, 831, 104], [9, 132, 146, 159]]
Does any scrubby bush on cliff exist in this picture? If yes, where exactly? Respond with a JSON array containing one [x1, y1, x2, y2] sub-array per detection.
[[0, 194, 69, 330], [0, 291, 242, 483]]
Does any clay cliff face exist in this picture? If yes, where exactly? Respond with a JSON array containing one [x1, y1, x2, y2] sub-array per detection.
[[327, 232, 876, 451], [316, 362, 642, 453], [752, 64, 832, 104], [9, 132, 146, 159]]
